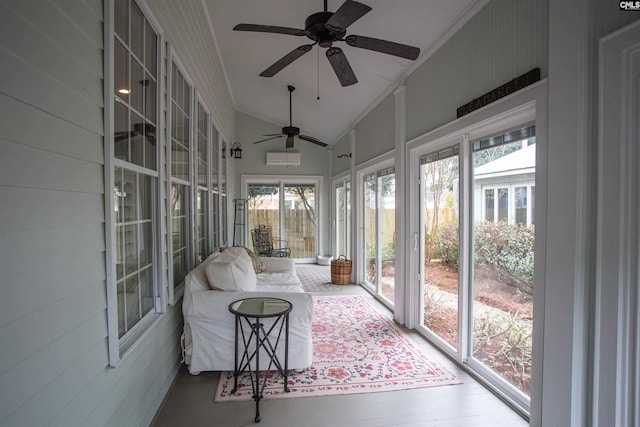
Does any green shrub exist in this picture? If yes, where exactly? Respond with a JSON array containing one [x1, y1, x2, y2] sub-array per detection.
[[434, 221, 459, 268], [366, 241, 396, 263], [432, 220, 534, 294], [474, 221, 534, 294], [381, 240, 395, 262]]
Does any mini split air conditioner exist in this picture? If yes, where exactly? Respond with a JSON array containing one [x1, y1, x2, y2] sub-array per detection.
[[266, 152, 301, 166]]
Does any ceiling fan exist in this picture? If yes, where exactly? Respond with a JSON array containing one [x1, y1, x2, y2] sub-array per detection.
[[251, 85, 328, 148], [233, 0, 420, 87]]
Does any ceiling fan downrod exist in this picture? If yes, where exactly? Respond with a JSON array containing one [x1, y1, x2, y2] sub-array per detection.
[[288, 85, 294, 126]]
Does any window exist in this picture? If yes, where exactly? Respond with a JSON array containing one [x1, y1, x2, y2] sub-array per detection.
[[481, 184, 535, 226], [195, 100, 209, 263], [361, 164, 396, 305], [108, 0, 161, 363], [220, 141, 228, 246], [169, 59, 192, 295], [114, 168, 156, 337], [211, 126, 220, 248]]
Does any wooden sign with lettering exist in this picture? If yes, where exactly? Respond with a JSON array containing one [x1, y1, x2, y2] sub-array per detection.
[[456, 68, 541, 118]]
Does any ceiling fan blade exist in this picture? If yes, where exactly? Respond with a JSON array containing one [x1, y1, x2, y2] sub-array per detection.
[[326, 47, 357, 87], [233, 23, 307, 36], [325, 0, 371, 32], [286, 135, 294, 148], [252, 135, 284, 144], [260, 44, 313, 77], [298, 134, 328, 147], [345, 35, 420, 60], [114, 130, 140, 142], [114, 133, 130, 142]]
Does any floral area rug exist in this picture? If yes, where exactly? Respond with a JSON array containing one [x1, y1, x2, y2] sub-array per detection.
[[214, 295, 460, 402], [296, 264, 345, 292]]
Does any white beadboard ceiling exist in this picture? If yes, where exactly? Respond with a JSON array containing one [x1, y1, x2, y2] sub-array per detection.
[[203, 0, 483, 146]]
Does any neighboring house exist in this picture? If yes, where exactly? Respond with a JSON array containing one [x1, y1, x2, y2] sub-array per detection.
[[473, 142, 536, 226]]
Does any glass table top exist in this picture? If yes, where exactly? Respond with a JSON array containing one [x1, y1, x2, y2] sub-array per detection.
[[229, 297, 292, 317]]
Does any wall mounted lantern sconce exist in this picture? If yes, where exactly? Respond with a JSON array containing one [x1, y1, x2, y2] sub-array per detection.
[[337, 153, 352, 159], [230, 142, 243, 159]]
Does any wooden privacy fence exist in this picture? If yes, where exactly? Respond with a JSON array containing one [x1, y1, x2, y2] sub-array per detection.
[[249, 210, 316, 258], [363, 207, 456, 246], [248, 207, 455, 259]]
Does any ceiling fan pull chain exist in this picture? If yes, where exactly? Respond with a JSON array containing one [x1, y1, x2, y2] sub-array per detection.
[[317, 46, 321, 100]]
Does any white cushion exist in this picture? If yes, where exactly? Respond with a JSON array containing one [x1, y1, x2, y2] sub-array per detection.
[[260, 257, 296, 273], [317, 255, 332, 266], [257, 271, 301, 287], [258, 284, 305, 293], [205, 248, 257, 291]]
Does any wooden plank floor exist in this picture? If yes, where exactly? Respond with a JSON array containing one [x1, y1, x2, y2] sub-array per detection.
[[151, 286, 529, 427]]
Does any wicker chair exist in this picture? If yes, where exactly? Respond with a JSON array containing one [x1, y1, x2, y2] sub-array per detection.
[[251, 225, 291, 257]]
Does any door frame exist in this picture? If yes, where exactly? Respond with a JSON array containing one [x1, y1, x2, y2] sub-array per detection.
[[241, 175, 323, 262], [594, 20, 640, 426], [331, 172, 351, 260], [406, 80, 547, 416]]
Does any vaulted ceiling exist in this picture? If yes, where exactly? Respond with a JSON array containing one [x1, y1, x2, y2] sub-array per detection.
[[203, 0, 483, 146]]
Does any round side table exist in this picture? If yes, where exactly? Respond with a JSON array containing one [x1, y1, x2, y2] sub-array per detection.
[[228, 297, 292, 423]]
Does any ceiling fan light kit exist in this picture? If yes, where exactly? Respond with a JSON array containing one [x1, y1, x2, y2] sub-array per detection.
[[233, 0, 420, 87]]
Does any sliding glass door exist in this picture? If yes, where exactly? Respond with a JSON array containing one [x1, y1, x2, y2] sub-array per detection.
[[284, 184, 317, 258], [469, 128, 535, 397], [419, 147, 460, 351], [414, 123, 536, 410], [246, 179, 319, 260], [247, 183, 281, 243], [334, 178, 351, 259], [362, 166, 395, 305]]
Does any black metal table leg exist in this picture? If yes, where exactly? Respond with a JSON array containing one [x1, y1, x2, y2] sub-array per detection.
[[228, 297, 292, 424], [231, 314, 239, 394], [254, 319, 261, 423], [284, 314, 290, 392]]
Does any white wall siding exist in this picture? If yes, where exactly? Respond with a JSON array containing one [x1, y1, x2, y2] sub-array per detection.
[[406, 0, 548, 140], [0, 0, 181, 426], [331, 134, 352, 177], [0, 95, 103, 163], [354, 94, 395, 164]]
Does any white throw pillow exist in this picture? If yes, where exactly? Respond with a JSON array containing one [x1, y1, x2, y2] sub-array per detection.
[[205, 247, 257, 291], [187, 252, 220, 291]]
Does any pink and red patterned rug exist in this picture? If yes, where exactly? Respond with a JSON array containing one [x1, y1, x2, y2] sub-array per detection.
[[214, 295, 460, 401]]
